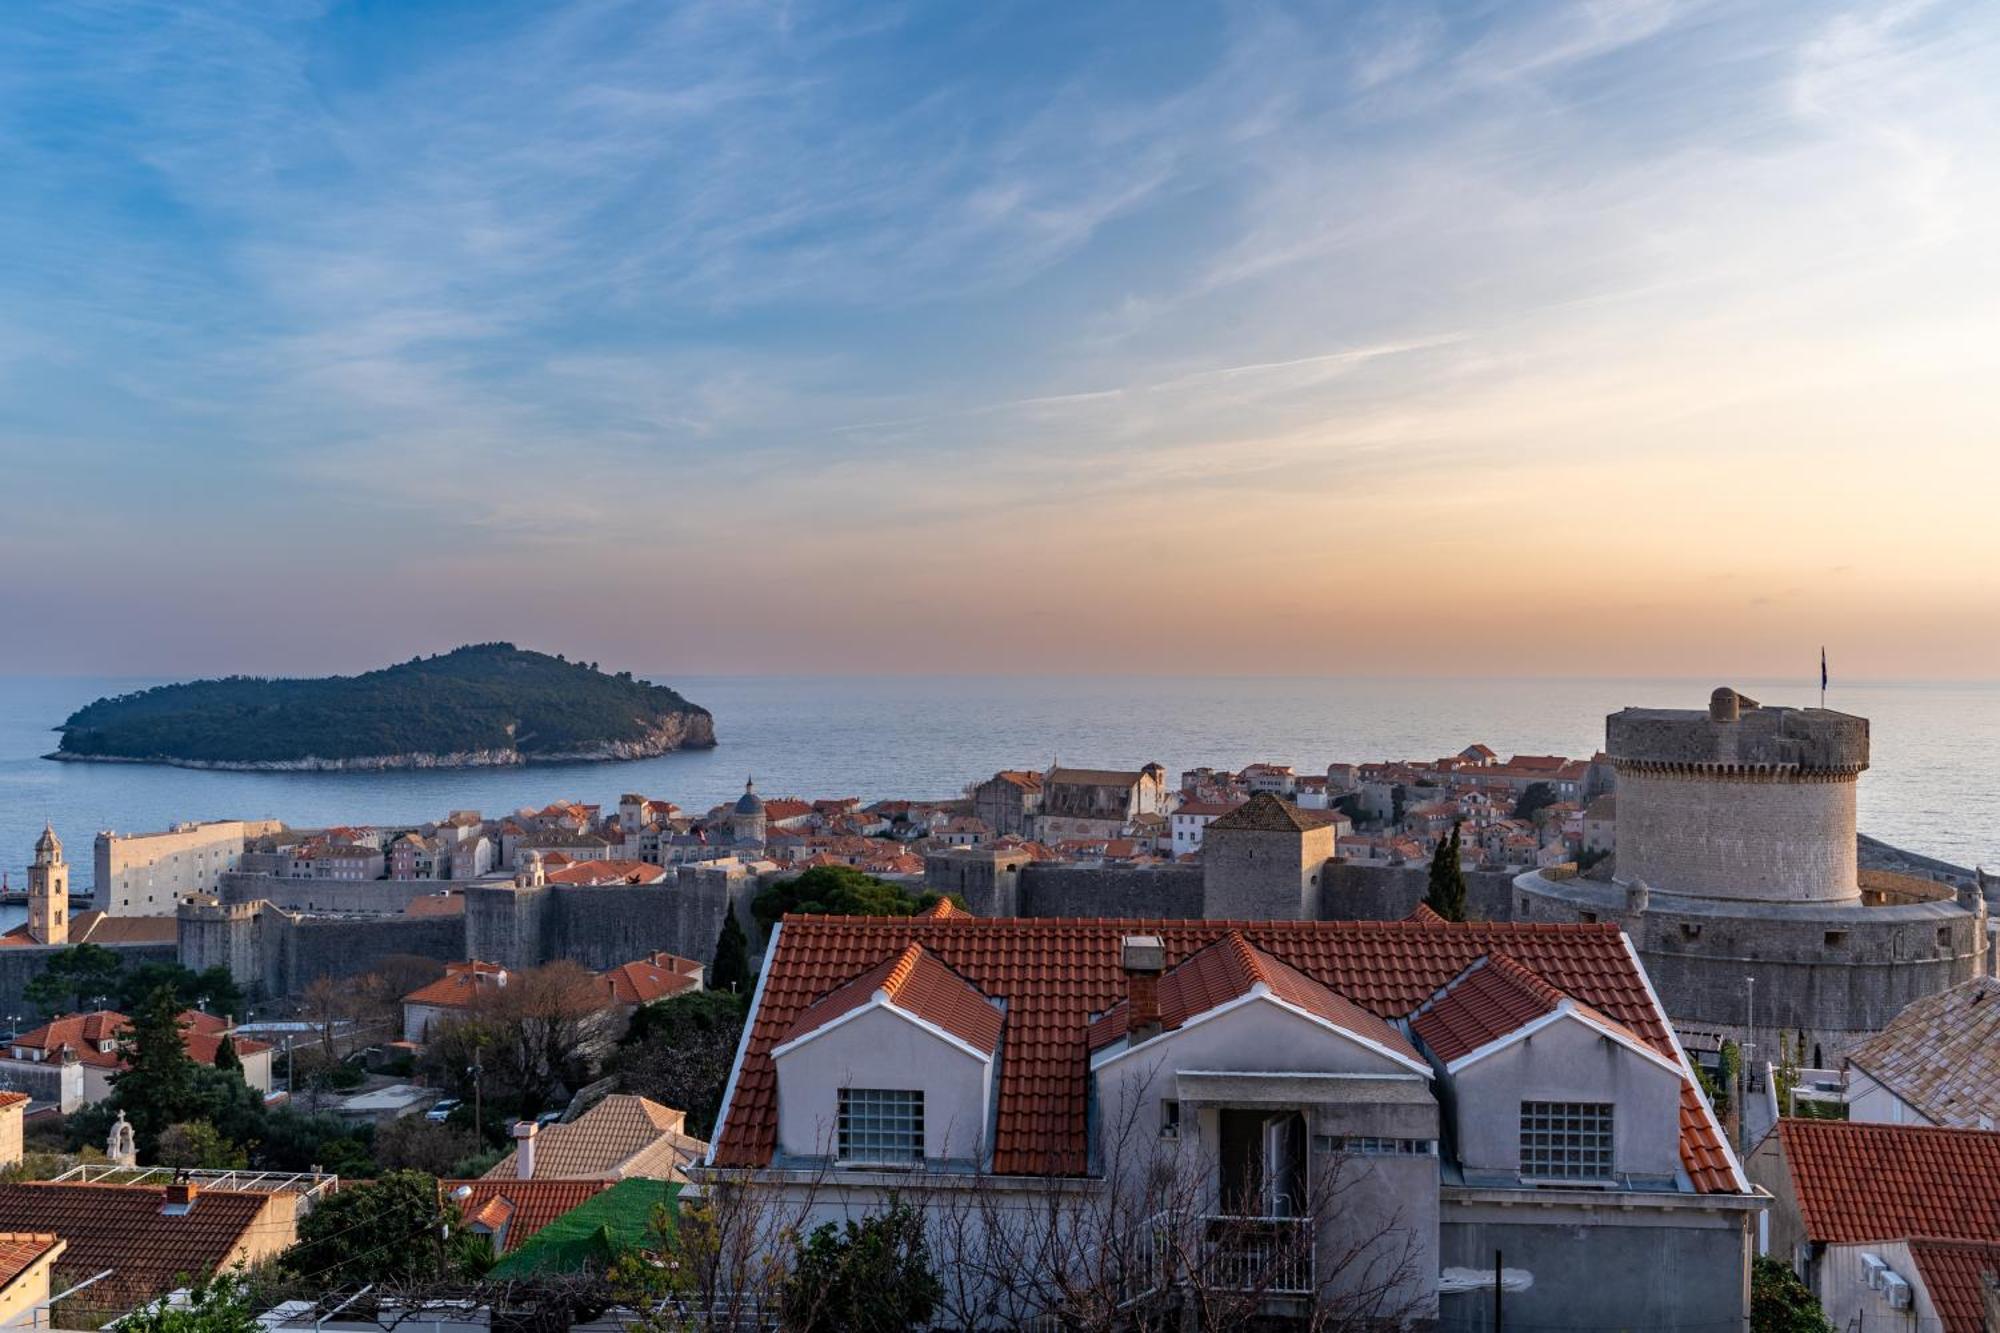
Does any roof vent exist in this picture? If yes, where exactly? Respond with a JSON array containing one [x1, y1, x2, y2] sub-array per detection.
[[1121, 935, 1165, 1044]]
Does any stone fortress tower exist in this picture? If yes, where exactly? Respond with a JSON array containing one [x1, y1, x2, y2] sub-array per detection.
[[1516, 687, 1987, 1064], [28, 823, 68, 946]]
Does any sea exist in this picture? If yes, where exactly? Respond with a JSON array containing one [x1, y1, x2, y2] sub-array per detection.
[[2, 674, 1996, 914]]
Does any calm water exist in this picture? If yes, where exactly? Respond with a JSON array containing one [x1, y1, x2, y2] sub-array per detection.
[[2, 674, 1996, 895]]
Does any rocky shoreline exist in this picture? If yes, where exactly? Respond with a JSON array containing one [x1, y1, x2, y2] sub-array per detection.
[[46, 713, 716, 771]]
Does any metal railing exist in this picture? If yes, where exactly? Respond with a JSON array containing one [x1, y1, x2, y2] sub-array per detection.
[[49, 1162, 339, 1198], [1193, 1214, 1315, 1295]]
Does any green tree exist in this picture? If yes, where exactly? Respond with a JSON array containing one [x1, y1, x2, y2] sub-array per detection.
[[23, 943, 123, 1015], [1512, 781, 1558, 820], [1423, 823, 1468, 922], [157, 1120, 250, 1170], [113, 962, 245, 1019], [710, 905, 753, 996], [781, 1198, 942, 1333], [1751, 1255, 1835, 1333], [612, 990, 748, 1139], [111, 1270, 261, 1333], [751, 865, 948, 930], [1390, 784, 1407, 828], [111, 985, 198, 1153], [284, 1170, 454, 1285], [213, 1032, 242, 1074]]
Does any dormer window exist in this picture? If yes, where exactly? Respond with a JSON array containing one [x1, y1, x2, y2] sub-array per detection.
[[1520, 1101, 1613, 1181], [838, 1088, 924, 1164]]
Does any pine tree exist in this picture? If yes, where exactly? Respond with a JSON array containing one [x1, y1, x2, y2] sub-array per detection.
[[113, 984, 197, 1152], [1423, 822, 1469, 921], [214, 1031, 242, 1074], [711, 906, 752, 995]]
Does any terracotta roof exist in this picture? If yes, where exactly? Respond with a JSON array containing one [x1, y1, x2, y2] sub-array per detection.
[[0, 1232, 61, 1293], [1171, 800, 1246, 819], [10, 1011, 128, 1067], [404, 892, 466, 919], [546, 859, 667, 886], [783, 944, 1003, 1056], [449, 1180, 609, 1253], [1843, 978, 2000, 1129], [1908, 1240, 2000, 1333], [1204, 793, 1341, 834], [1087, 931, 1420, 1067], [0, 1183, 271, 1309], [716, 915, 1738, 1190], [916, 898, 969, 920], [0, 1093, 28, 1111], [486, 1095, 705, 1182], [1411, 954, 1561, 1063], [989, 771, 1043, 791], [600, 953, 703, 1006], [1776, 1120, 2000, 1244], [405, 961, 508, 1008], [1045, 767, 1145, 788], [0, 912, 180, 949]]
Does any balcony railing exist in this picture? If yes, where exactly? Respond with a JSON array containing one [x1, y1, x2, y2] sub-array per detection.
[[1127, 1212, 1316, 1302]]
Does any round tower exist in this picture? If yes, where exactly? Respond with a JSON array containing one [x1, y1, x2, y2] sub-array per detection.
[[28, 822, 69, 947], [1606, 687, 1869, 904]]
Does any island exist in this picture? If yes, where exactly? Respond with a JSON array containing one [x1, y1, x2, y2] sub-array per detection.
[[45, 643, 716, 770]]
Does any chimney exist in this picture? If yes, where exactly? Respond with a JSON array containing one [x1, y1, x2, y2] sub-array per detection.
[[1122, 935, 1165, 1043], [513, 1120, 538, 1180], [162, 1180, 198, 1214]]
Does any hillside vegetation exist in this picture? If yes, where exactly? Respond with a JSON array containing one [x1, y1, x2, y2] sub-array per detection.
[[51, 643, 714, 766]]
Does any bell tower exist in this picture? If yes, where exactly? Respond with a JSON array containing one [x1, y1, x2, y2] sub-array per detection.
[[29, 822, 69, 947]]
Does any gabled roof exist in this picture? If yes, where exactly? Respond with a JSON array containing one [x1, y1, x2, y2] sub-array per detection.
[[1045, 767, 1145, 788], [486, 1095, 705, 1183], [715, 915, 1739, 1191], [600, 953, 703, 1006], [1908, 1240, 2000, 1333], [448, 1180, 609, 1252], [1843, 977, 2000, 1128], [916, 897, 970, 920], [777, 943, 1002, 1059], [1204, 792, 1341, 834], [1775, 1120, 2000, 1244], [1411, 954, 1674, 1076], [0, 1183, 270, 1310], [488, 1178, 679, 1278], [1086, 931, 1424, 1072], [405, 961, 508, 1008]]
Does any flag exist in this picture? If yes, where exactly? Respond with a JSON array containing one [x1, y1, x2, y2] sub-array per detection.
[[1820, 647, 1828, 694]]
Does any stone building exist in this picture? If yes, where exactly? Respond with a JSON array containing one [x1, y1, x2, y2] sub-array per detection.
[[1514, 688, 1987, 1064], [1199, 795, 1342, 921], [92, 819, 284, 916], [970, 770, 1043, 838], [1034, 764, 1168, 843]]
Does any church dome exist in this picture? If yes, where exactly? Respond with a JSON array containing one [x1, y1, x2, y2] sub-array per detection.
[[734, 777, 764, 815]]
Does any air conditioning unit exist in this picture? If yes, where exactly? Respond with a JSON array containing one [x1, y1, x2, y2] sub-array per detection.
[[1883, 1272, 1912, 1311], [1860, 1254, 1888, 1290]]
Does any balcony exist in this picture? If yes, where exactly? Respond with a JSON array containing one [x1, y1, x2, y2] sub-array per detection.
[[1130, 1212, 1316, 1302]]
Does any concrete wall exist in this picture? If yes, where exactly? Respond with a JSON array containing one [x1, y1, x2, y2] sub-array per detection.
[[1843, 1066, 1930, 1125], [0, 1058, 83, 1113], [1438, 1199, 1750, 1332], [1447, 1016, 1683, 1183], [774, 1005, 991, 1164], [1617, 767, 1860, 904]]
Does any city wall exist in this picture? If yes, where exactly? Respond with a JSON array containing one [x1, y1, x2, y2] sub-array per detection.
[[217, 872, 466, 916], [0, 940, 178, 1014]]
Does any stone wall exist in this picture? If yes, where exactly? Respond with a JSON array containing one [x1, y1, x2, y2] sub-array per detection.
[[1014, 864, 1205, 919], [217, 872, 464, 916], [545, 879, 738, 972], [272, 914, 465, 996], [1319, 862, 1519, 924], [0, 940, 178, 1013]]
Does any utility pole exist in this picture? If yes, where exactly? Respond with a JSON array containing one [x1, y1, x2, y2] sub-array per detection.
[[1493, 1249, 1503, 1331], [468, 1063, 483, 1133], [1740, 975, 1757, 1153]]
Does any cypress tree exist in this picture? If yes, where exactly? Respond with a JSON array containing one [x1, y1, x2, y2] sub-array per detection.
[[711, 905, 752, 995], [1424, 822, 1469, 922], [214, 1031, 243, 1074]]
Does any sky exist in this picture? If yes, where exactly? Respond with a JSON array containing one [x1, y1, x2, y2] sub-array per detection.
[[1, 0, 1996, 680]]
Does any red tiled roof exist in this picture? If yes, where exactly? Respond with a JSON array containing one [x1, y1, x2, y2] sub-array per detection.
[[1411, 954, 1561, 1063], [546, 859, 668, 886], [0, 1183, 271, 1309], [449, 1180, 609, 1253], [916, 898, 969, 920], [405, 961, 508, 1008], [717, 915, 1739, 1190], [782, 943, 1002, 1057], [0, 1232, 60, 1293], [1909, 1240, 2000, 1333], [1087, 931, 1421, 1067], [1776, 1120, 2000, 1244], [601, 953, 703, 1006], [0, 1093, 28, 1111]]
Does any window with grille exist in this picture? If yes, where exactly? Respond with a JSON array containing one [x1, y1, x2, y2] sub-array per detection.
[[837, 1088, 924, 1163], [1519, 1101, 1614, 1180]]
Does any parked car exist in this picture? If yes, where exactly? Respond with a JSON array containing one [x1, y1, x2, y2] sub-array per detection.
[[424, 1097, 462, 1123]]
